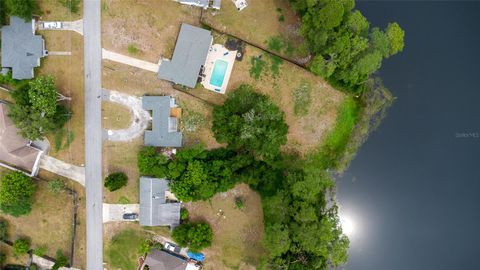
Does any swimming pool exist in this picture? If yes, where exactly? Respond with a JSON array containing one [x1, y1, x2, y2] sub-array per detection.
[[209, 60, 228, 88]]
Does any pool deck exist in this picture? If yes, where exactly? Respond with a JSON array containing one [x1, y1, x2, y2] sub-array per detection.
[[201, 44, 237, 94]]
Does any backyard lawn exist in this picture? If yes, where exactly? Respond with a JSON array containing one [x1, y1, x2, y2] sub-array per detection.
[[184, 184, 265, 270], [202, 0, 307, 61], [104, 223, 151, 270], [0, 170, 74, 264]]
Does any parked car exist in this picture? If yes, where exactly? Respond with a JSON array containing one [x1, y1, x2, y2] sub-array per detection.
[[43, 22, 62, 29], [122, 213, 138, 220], [164, 242, 181, 253]]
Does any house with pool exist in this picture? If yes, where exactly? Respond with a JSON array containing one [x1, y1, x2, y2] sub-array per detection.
[[158, 23, 236, 94]]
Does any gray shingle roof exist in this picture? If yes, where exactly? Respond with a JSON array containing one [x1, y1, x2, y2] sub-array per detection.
[[212, 0, 222, 9], [144, 249, 187, 270], [158, 23, 212, 88], [139, 177, 181, 227], [1, 16, 45, 79], [142, 96, 182, 148]]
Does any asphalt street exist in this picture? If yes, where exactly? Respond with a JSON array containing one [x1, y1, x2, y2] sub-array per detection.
[[83, 0, 103, 269]]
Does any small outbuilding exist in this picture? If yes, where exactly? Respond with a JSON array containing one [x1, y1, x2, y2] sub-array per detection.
[[1, 16, 47, 79], [139, 177, 181, 228], [158, 23, 212, 88]]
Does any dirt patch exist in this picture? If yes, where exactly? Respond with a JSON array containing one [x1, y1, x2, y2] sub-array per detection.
[[184, 184, 265, 270], [101, 0, 202, 62]]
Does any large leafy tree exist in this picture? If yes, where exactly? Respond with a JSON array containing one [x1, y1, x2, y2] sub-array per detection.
[[212, 85, 288, 162], [291, 0, 405, 92], [9, 76, 71, 140], [0, 172, 36, 217], [5, 0, 39, 21], [172, 222, 213, 252]]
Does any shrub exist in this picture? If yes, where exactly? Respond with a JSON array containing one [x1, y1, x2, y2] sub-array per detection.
[[235, 197, 245, 210], [33, 246, 47, 257], [52, 250, 68, 270], [0, 172, 36, 217], [104, 172, 128, 192], [0, 252, 5, 266], [180, 208, 189, 221], [128, 44, 139, 54], [249, 56, 267, 80], [0, 219, 7, 240], [47, 179, 65, 194], [172, 222, 212, 252], [29, 264, 37, 270], [12, 239, 30, 256], [266, 36, 284, 53]]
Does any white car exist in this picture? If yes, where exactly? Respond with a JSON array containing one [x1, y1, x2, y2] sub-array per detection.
[[43, 22, 62, 29], [164, 242, 181, 253]]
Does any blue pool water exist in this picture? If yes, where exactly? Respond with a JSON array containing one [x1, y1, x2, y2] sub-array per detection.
[[209, 60, 228, 88]]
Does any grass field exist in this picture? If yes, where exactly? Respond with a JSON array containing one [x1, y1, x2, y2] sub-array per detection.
[[104, 223, 152, 270], [101, 0, 202, 62], [37, 30, 85, 166], [102, 101, 133, 130], [39, 0, 83, 21], [186, 39, 345, 156], [202, 0, 307, 60], [184, 184, 265, 270], [0, 170, 74, 264]]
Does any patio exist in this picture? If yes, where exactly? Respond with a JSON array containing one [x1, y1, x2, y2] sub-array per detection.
[[201, 44, 237, 94]]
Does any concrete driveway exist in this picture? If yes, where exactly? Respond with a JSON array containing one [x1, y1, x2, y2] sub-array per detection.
[[38, 19, 84, 35], [39, 155, 85, 186], [102, 49, 160, 72], [103, 203, 139, 223], [102, 89, 151, 141]]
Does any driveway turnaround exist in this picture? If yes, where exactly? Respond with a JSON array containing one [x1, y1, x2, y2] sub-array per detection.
[[83, 0, 103, 269], [102, 48, 160, 72], [102, 89, 151, 141], [39, 155, 85, 186]]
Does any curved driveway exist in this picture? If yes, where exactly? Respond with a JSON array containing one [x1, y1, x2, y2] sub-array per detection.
[[102, 89, 151, 141]]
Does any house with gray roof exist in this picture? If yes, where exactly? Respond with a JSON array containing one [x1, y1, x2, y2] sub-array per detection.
[[139, 177, 181, 228], [158, 23, 212, 88], [1, 16, 47, 79], [142, 96, 182, 148]]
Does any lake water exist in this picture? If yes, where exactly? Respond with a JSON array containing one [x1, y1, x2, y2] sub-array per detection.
[[337, 2, 480, 269]]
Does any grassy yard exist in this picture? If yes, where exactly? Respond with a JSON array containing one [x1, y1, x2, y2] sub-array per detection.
[[202, 0, 307, 60], [104, 223, 152, 270], [101, 0, 202, 62], [102, 101, 133, 130], [0, 170, 74, 264], [37, 30, 85, 166], [184, 184, 265, 270], [187, 38, 345, 156], [39, 0, 83, 21]]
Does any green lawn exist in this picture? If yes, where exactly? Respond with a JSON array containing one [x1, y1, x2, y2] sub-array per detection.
[[105, 228, 149, 270]]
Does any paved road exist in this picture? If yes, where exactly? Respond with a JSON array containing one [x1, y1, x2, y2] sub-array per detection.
[[83, 1, 103, 269]]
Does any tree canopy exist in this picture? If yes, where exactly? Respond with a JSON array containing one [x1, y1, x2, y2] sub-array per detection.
[[104, 172, 128, 192], [290, 0, 405, 92], [212, 85, 288, 162], [9, 76, 71, 140], [4, 0, 39, 21], [172, 222, 213, 252], [0, 172, 36, 217]]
